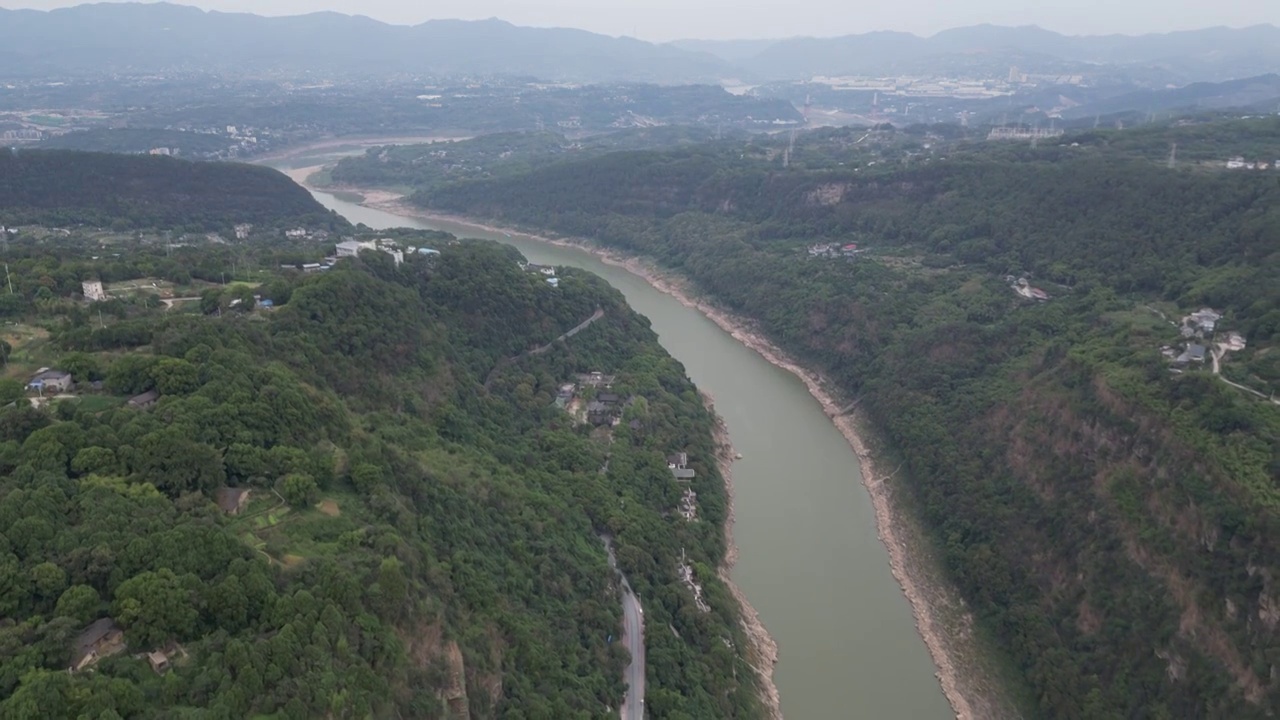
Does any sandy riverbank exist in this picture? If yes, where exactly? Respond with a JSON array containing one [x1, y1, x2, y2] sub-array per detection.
[[702, 391, 783, 720]]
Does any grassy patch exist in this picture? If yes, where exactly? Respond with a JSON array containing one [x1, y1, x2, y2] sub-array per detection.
[[317, 499, 341, 517], [77, 395, 124, 413]]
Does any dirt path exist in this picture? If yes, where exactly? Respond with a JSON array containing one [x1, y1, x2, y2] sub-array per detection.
[[484, 307, 604, 388]]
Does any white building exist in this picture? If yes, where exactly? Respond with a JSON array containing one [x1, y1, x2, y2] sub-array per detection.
[[336, 240, 376, 258], [82, 280, 107, 302]]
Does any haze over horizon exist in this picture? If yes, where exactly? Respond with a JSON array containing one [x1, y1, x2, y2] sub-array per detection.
[[2, 0, 1276, 42]]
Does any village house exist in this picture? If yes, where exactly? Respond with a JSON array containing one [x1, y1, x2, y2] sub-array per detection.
[[1187, 308, 1221, 336], [233, 224, 253, 240], [27, 369, 73, 394], [1175, 344, 1208, 365], [215, 487, 251, 515], [147, 650, 172, 674], [668, 452, 696, 481], [82, 280, 107, 302], [587, 401, 613, 426], [71, 618, 125, 672], [554, 383, 576, 409], [128, 390, 160, 409], [285, 228, 308, 239], [577, 371, 616, 388]]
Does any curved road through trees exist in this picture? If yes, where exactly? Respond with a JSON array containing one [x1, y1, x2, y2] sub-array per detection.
[[603, 537, 645, 719]]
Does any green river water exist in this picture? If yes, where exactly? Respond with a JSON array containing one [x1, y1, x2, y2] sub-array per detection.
[[305, 185, 951, 719]]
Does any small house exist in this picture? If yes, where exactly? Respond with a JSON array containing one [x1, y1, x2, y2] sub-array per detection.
[[28, 369, 73, 394], [215, 487, 251, 515], [127, 390, 160, 409], [598, 392, 621, 406], [587, 401, 613, 426], [147, 650, 171, 674], [668, 452, 696, 481], [554, 383, 576, 408], [71, 618, 125, 672], [546, 278, 560, 288]]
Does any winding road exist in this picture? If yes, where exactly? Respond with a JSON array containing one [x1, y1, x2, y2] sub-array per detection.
[[603, 537, 645, 719]]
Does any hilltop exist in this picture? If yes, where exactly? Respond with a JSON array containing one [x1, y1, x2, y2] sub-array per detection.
[[0, 150, 344, 232]]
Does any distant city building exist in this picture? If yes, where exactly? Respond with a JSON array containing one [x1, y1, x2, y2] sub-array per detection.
[[988, 127, 1065, 141]]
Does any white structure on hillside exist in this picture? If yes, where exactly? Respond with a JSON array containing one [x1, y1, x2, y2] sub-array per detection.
[[82, 280, 106, 302], [336, 240, 376, 257]]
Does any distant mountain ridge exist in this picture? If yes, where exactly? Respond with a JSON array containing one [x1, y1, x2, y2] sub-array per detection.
[[0, 3, 731, 82], [677, 23, 1280, 83], [1, 3, 1278, 86]]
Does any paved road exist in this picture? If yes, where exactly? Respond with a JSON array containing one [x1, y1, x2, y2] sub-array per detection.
[[603, 538, 644, 719]]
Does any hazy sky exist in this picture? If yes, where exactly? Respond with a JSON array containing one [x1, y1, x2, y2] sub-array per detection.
[[3, 0, 1276, 41]]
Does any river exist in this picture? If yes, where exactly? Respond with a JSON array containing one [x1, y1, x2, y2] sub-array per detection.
[[305, 187, 951, 719]]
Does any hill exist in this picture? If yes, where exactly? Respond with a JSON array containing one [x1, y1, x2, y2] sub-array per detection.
[[406, 123, 1280, 718], [0, 150, 343, 232], [0, 227, 768, 717], [38, 128, 248, 161]]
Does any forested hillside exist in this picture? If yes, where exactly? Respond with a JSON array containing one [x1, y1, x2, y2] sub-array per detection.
[[413, 127, 1280, 718], [328, 126, 734, 193], [0, 150, 343, 232], [0, 231, 765, 718]]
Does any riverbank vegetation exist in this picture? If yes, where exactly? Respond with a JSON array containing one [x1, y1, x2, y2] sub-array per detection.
[[0, 224, 766, 717], [400, 118, 1280, 718]]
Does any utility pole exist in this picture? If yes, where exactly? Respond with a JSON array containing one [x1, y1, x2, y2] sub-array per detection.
[[1168, 143, 1178, 169], [4, 264, 11, 295]]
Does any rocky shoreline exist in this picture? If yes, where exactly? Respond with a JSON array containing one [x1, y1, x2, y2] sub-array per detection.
[[701, 391, 784, 720]]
